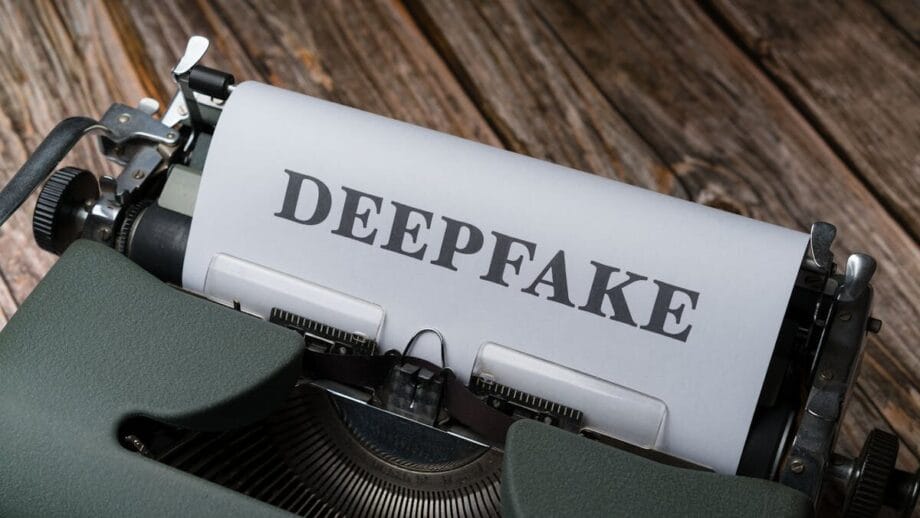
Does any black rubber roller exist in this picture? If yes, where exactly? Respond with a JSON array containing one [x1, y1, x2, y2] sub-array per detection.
[[121, 203, 191, 285], [189, 65, 235, 100], [32, 167, 99, 254]]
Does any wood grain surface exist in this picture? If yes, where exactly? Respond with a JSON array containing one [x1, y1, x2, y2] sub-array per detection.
[[710, 0, 920, 241], [0, 0, 917, 510]]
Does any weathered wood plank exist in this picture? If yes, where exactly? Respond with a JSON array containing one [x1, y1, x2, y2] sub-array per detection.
[[110, 0, 499, 144], [0, 0, 147, 309], [522, 0, 920, 458], [709, 0, 920, 242], [405, 0, 684, 197], [0, 273, 14, 327], [874, 0, 920, 44]]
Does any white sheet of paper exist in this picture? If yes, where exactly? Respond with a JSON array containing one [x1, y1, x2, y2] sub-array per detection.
[[184, 82, 809, 473]]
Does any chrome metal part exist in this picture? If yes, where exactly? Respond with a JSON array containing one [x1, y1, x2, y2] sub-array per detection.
[[172, 36, 210, 76], [269, 307, 377, 356], [114, 145, 167, 195], [840, 254, 877, 303], [471, 375, 583, 432], [174, 37, 209, 130], [170, 37, 231, 131], [161, 92, 189, 128], [808, 221, 837, 271], [98, 103, 178, 154], [402, 328, 447, 366], [137, 98, 160, 116], [779, 252, 879, 511], [81, 176, 122, 247]]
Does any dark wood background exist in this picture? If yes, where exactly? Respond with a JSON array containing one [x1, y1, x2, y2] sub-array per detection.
[[0, 0, 917, 503]]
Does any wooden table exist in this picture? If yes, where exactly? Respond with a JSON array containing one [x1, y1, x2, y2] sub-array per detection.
[[0, 0, 917, 509]]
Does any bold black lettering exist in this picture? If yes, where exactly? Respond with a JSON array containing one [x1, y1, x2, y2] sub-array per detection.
[[640, 281, 699, 342], [480, 232, 536, 287], [274, 169, 331, 225], [382, 201, 433, 260], [432, 217, 484, 271], [577, 262, 647, 326], [522, 250, 574, 307], [331, 187, 383, 244]]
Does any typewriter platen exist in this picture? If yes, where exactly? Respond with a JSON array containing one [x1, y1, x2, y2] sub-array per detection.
[[0, 37, 916, 517]]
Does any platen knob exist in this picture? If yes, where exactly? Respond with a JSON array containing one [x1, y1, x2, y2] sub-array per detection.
[[32, 167, 99, 254], [843, 429, 899, 518]]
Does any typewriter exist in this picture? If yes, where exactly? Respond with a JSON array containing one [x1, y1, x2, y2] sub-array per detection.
[[0, 37, 916, 518]]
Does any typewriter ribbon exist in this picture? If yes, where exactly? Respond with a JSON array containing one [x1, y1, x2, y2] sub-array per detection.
[[182, 82, 810, 474]]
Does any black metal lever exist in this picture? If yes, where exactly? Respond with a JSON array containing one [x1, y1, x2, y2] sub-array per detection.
[[0, 116, 101, 227]]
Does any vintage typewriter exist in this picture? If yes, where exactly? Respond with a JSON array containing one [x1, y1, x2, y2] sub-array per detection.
[[0, 37, 916, 518]]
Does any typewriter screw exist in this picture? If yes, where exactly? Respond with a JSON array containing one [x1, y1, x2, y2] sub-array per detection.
[[867, 318, 883, 334], [790, 458, 806, 474], [839, 311, 852, 321], [122, 434, 151, 457], [819, 369, 835, 382], [117, 113, 131, 124]]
